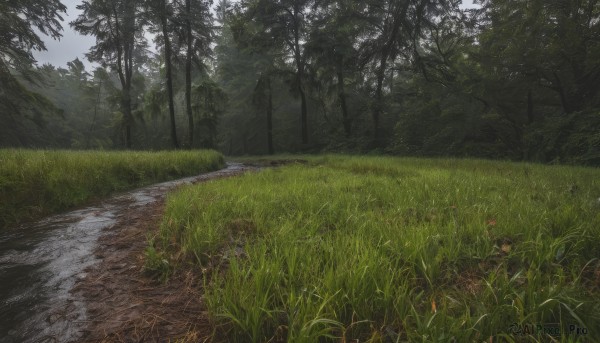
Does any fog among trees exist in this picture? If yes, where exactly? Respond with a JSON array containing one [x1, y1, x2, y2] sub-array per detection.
[[1, 0, 599, 164]]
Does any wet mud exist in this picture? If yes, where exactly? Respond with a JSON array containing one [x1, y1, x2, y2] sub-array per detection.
[[0, 163, 257, 343]]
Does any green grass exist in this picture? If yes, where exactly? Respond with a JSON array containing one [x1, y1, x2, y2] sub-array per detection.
[[150, 155, 600, 342], [0, 149, 225, 229]]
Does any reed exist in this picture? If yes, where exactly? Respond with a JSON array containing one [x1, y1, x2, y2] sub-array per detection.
[[0, 149, 224, 229]]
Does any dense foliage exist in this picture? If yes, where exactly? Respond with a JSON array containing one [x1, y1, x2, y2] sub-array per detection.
[[0, 0, 66, 145], [1, 0, 599, 165], [0, 149, 224, 229]]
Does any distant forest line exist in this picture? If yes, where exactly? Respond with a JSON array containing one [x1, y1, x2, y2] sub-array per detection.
[[1, 0, 599, 165]]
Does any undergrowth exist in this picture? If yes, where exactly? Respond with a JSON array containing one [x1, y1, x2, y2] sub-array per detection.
[[0, 149, 224, 229]]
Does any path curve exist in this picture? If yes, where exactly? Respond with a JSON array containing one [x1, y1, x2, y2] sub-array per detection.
[[0, 162, 258, 343]]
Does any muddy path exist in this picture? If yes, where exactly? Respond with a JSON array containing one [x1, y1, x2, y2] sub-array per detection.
[[0, 162, 259, 343]]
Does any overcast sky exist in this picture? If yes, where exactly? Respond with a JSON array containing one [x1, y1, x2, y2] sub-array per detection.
[[33, 0, 480, 70], [33, 0, 96, 69]]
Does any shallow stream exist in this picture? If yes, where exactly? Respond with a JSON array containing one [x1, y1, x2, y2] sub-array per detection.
[[0, 163, 250, 342]]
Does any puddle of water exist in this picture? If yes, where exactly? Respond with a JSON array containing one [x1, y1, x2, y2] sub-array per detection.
[[0, 163, 253, 343]]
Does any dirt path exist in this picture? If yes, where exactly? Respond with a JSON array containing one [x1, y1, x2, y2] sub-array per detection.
[[72, 164, 259, 342]]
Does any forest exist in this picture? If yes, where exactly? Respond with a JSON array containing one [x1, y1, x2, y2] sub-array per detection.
[[2, 1, 600, 341], [2, 0, 599, 164]]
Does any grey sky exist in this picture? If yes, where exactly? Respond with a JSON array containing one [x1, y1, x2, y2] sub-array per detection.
[[32, 0, 96, 69], [33, 0, 480, 70]]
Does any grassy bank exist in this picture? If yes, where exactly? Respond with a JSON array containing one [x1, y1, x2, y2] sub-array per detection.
[[150, 156, 600, 342], [0, 149, 224, 229]]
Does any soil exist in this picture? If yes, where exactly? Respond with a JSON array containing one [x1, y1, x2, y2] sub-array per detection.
[[72, 200, 211, 342], [71, 166, 260, 342]]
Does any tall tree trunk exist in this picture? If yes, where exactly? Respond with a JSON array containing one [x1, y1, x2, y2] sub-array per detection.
[[112, 6, 132, 149], [117, 2, 135, 149], [90, 78, 102, 134], [373, 51, 388, 144], [553, 72, 571, 114], [527, 89, 534, 124], [121, 88, 133, 149], [292, 4, 308, 145], [299, 84, 308, 144], [371, 2, 405, 146], [293, 60, 308, 144], [161, 6, 179, 149], [337, 57, 351, 137], [266, 76, 274, 154], [185, 0, 194, 148]]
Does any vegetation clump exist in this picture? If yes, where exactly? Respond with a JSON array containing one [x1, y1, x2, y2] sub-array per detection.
[[0, 149, 224, 229], [151, 155, 600, 342]]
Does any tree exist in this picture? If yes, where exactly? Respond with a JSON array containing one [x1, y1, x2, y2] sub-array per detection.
[[32, 59, 113, 148], [475, 0, 600, 115], [145, 0, 180, 149], [191, 79, 227, 148], [464, 0, 600, 159], [177, 0, 213, 147], [72, 0, 146, 149], [252, 72, 275, 154], [241, 0, 315, 145], [0, 0, 66, 145], [0, 0, 66, 76], [358, 0, 458, 146], [306, 0, 364, 137], [227, 0, 287, 154]]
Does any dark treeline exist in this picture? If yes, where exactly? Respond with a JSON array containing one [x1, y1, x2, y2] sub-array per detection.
[[1, 0, 599, 164]]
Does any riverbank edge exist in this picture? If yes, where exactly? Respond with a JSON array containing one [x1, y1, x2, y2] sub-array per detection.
[[0, 149, 225, 230], [73, 163, 259, 342]]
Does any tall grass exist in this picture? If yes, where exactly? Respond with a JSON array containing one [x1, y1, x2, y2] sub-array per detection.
[[151, 155, 600, 342], [0, 149, 224, 229]]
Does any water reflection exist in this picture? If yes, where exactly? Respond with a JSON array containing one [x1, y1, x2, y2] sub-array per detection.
[[0, 163, 248, 342]]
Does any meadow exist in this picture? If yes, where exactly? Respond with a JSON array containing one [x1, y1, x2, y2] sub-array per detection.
[[0, 149, 224, 229], [149, 155, 600, 342]]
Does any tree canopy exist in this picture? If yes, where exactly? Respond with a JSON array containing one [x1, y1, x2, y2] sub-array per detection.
[[0, 0, 66, 146], [2, 0, 599, 165]]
